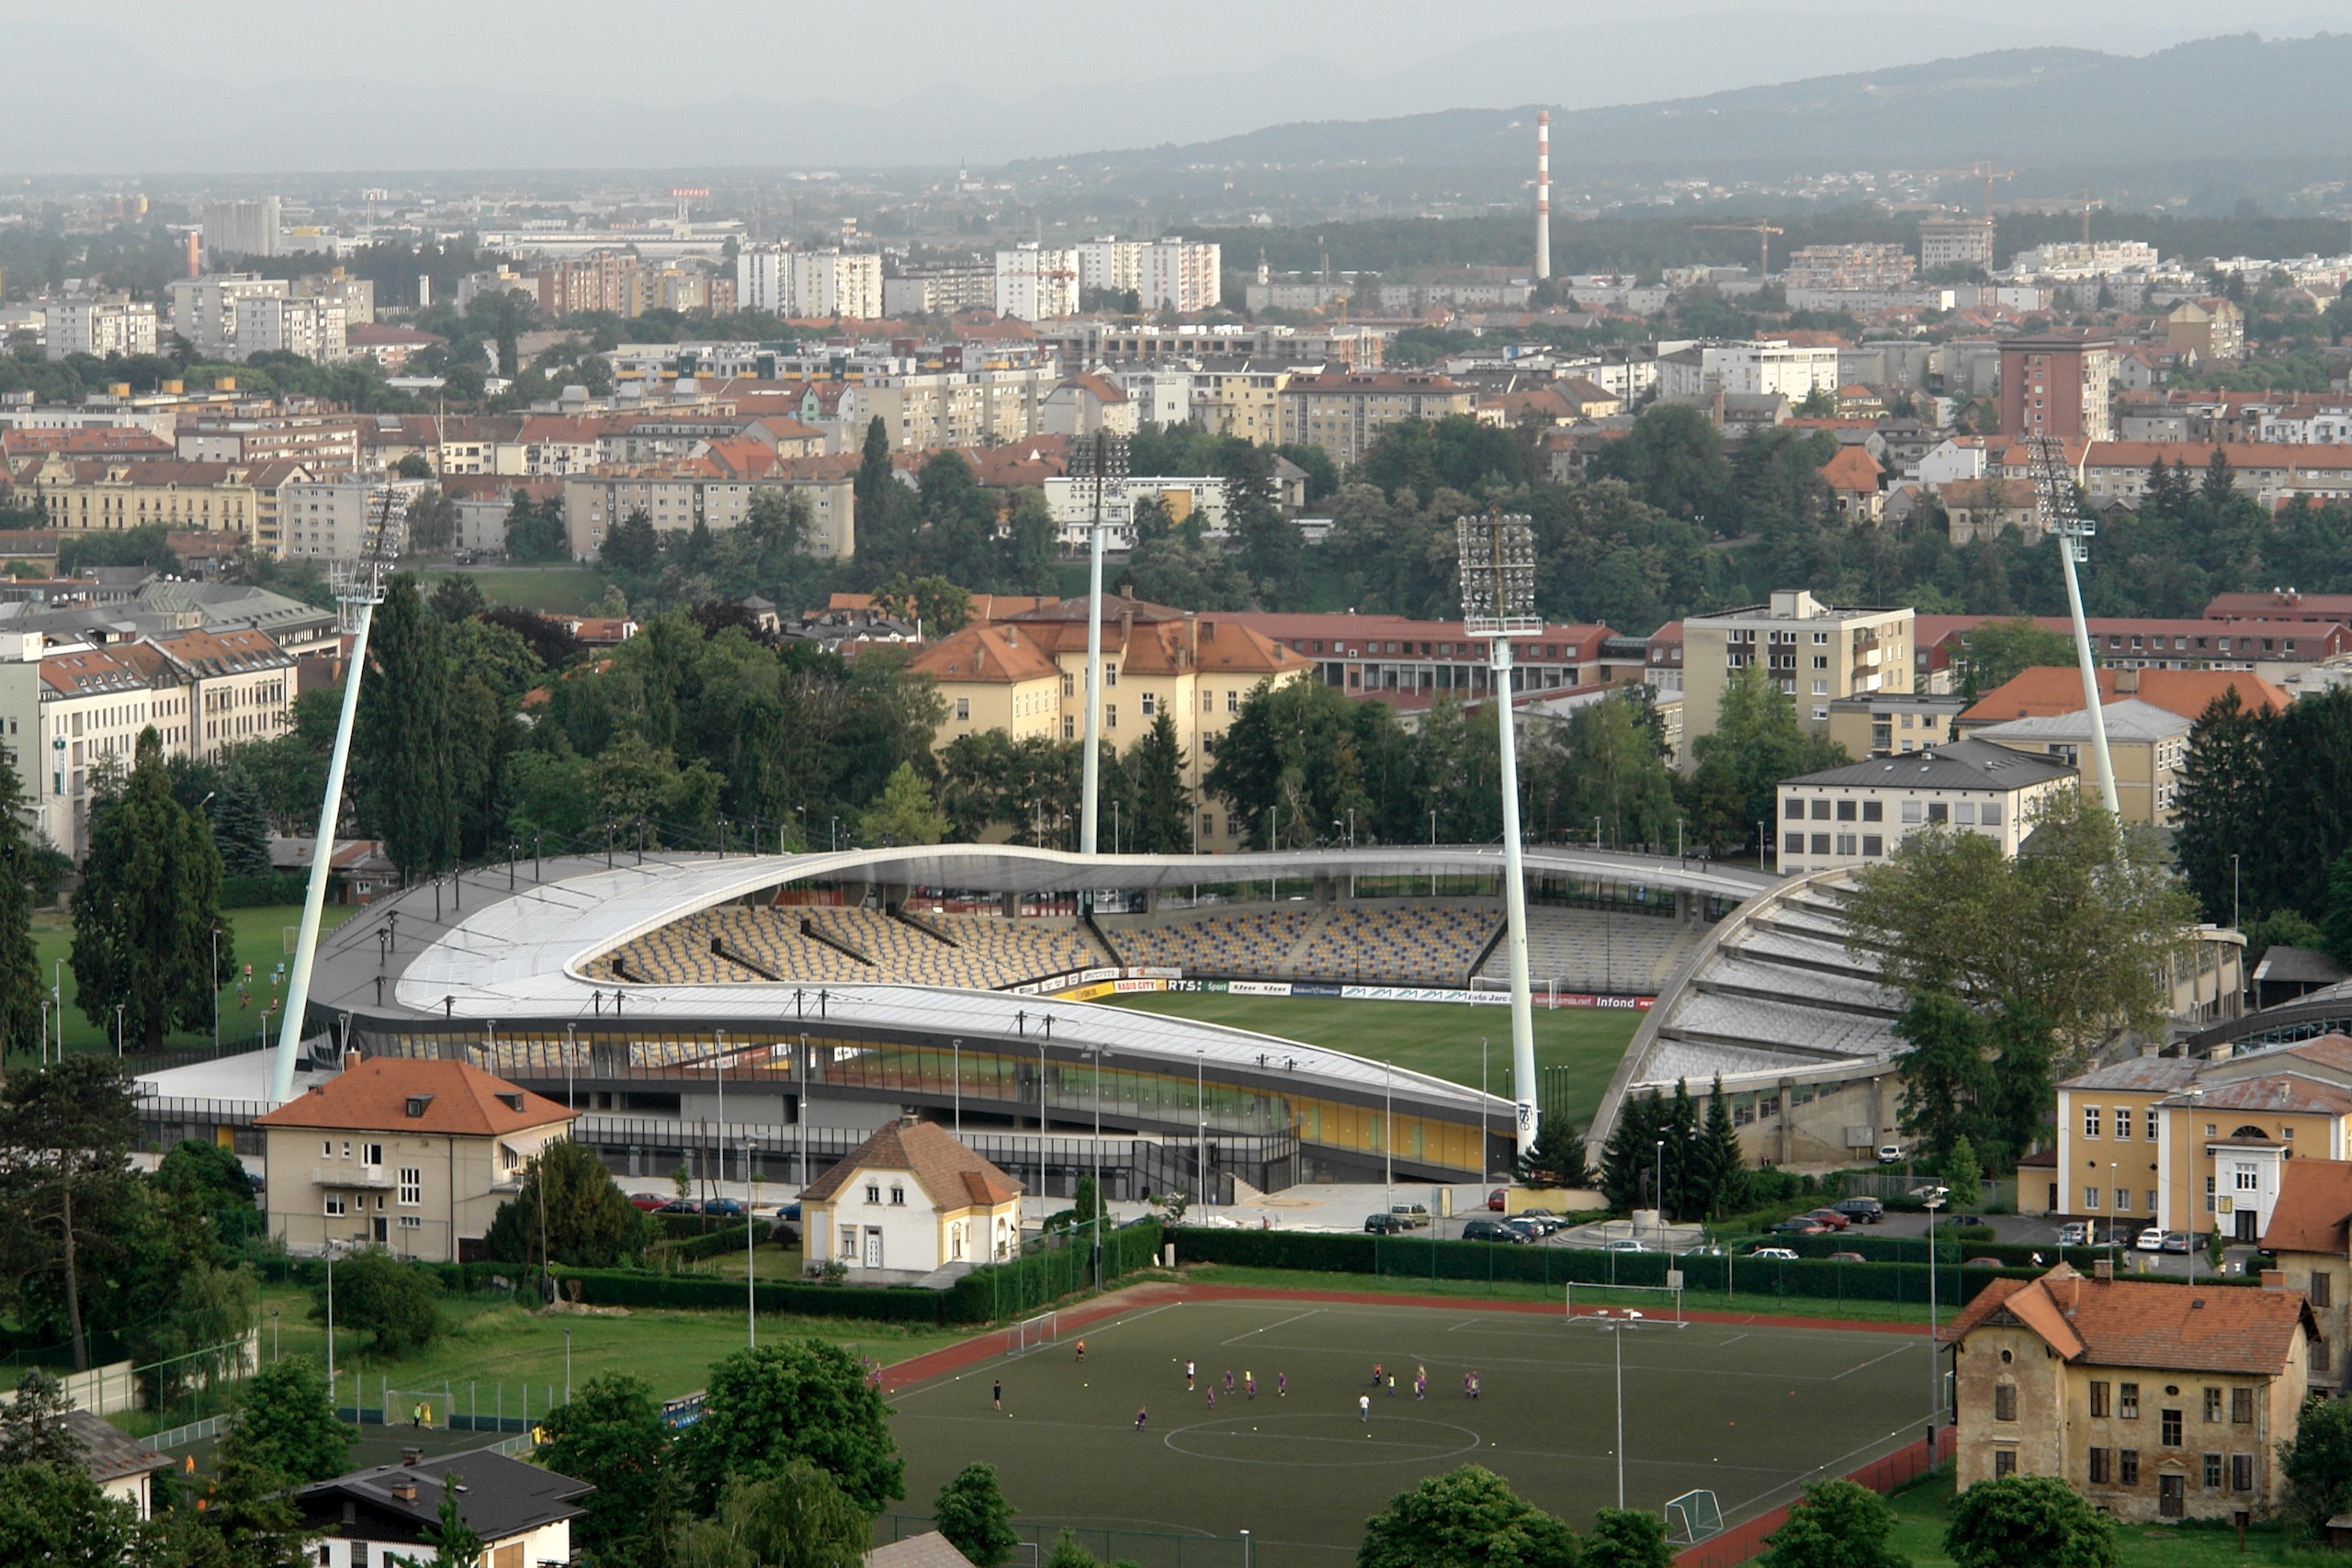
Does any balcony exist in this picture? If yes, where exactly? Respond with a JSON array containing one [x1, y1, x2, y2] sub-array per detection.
[[313, 1165, 395, 1190]]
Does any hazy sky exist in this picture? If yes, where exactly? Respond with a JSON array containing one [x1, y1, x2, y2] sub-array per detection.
[[5, 1, 2351, 171]]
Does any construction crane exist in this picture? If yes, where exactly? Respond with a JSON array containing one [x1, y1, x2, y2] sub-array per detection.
[[1973, 163, 2018, 218], [1695, 221, 1784, 276], [2027, 434, 2120, 818]]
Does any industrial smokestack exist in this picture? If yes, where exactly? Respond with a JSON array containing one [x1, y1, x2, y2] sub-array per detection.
[[1534, 111, 1552, 282]]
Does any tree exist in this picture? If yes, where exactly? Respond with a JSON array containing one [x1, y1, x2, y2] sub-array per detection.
[[1515, 1119, 1592, 1190], [1124, 713, 1192, 854], [2283, 1392, 2352, 1539], [537, 1374, 686, 1568], [218, 1357, 352, 1486], [152, 1455, 317, 1568], [1943, 1136, 1984, 1211], [1689, 666, 1845, 841], [1958, 618, 2081, 699], [2171, 688, 2272, 925], [857, 761, 947, 847], [68, 728, 227, 1050], [0, 1059, 141, 1370], [1587, 403, 1730, 526], [1204, 679, 1379, 849], [0, 1370, 81, 1469], [1538, 690, 1678, 849], [209, 767, 275, 880], [1045, 1530, 1102, 1568], [2246, 908, 2325, 965], [603, 510, 663, 576], [0, 751, 41, 1055], [675, 1467, 868, 1568], [1757, 1479, 1907, 1568], [1941, 1473, 2118, 1568], [1356, 1465, 1580, 1568], [407, 487, 457, 554], [932, 1464, 1020, 1568], [2324, 846, 2352, 968], [1694, 1076, 1749, 1218], [393, 453, 434, 480], [424, 1472, 487, 1568], [481, 1139, 650, 1269], [0, 1461, 146, 1568], [355, 575, 457, 883], [677, 1340, 903, 1515], [1890, 995, 1994, 1165], [309, 1248, 440, 1354], [1583, 1508, 1672, 1568]]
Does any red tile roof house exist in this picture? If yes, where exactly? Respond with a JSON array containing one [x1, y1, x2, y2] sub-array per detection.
[[254, 1056, 574, 1263], [800, 1120, 1023, 1284], [1942, 1261, 2313, 1522]]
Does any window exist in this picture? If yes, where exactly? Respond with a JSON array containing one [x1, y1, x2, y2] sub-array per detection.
[[361, 1143, 382, 1166], [1785, 798, 1804, 819], [2206, 1176, 2217, 1213], [324, 1193, 346, 1217], [1928, 802, 1949, 823], [1106, 704, 1117, 728], [1862, 800, 1883, 821], [1811, 799, 1831, 820], [1837, 799, 1857, 821], [2113, 1109, 2132, 1141], [2162, 1409, 2182, 1446], [1141, 693, 1156, 717], [955, 698, 970, 720], [2116, 1189, 2133, 1213], [1784, 833, 1804, 855], [1227, 690, 1239, 714], [1836, 834, 1857, 855], [1862, 835, 1883, 856], [2120, 1383, 2140, 1420], [2091, 1381, 2110, 1416], [1982, 800, 2004, 826], [2084, 1187, 2100, 1209], [2233, 1387, 2254, 1424], [2236, 1166, 2259, 1192], [1203, 690, 1215, 713], [1104, 665, 1117, 687], [2232, 1453, 2254, 1492], [1062, 674, 1075, 698], [1902, 801, 1923, 823], [889, 1186, 906, 1205], [2205, 1387, 2224, 1422], [2120, 1450, 2140, 1486], [2204, 1453, 2222, 1488], [1954, 802, 1977, 825], [1811, 834, 1830, 855], [398, 1168, 421, 1206], [1994, 1449, 2017, 1477], [2315, 1339, 2333, 1374], [2315, 1273, 2334, 1308], [2144, 1109, 2159, 1140], [865, 1184, 881, 1204], [2088, 1447, 2110, 1483], [1994, 1383, 2017, 1421], [399, 1214, 421, 1231], [2085, 1107, 2102, 1138], [322, 1140, 333, 1157]]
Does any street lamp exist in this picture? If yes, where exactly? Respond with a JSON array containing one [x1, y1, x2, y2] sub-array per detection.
[[1655, 1137, 1666, 1234], [1923, 1190, 1945, 1433], [952, 1038, 962, 1137], [2233, 852, 2241, 931], [564, 1327, 572, 1402], [1384, 1059, 1395, 1212], [1196, 1049, 1206, 1213]]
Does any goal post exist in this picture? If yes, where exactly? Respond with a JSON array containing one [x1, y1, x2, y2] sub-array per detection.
[[1005, 1311, 1058, 1358], [1566, 1274, 1687, 1327], [1663, 1489, 1723, 1546]]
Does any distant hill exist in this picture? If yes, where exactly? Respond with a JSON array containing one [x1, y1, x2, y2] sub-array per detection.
[[1025, 35, 2352, 180]]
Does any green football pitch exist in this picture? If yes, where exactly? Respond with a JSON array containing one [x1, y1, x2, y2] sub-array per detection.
[[1100, 992, 1644, 1128], [886, 1295, 1930, 1568]]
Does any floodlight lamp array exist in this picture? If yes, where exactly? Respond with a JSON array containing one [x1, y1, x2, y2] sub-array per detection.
[[1069, 434, 1130, 481], [1456, 513, 1540, 637]]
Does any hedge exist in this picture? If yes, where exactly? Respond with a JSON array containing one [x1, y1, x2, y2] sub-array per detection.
[[652, 1224, 755, 1264], [223, 872, 309, 908], [554, 1267, 949, 1324], [1169, 1227, 2049, 1308], [1734, 1230, 2262, 1280]]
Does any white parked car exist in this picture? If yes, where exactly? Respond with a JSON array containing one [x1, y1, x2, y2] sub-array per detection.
[[1601, 1238, 1647, 1253], [2136, 1227, 2167, 1252], [1877, 1145, 1904, 1165], [1748, 1246, 1801, 1260]]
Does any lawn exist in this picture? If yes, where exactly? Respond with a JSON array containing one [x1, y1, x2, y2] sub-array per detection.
[[27, 903, 356, 1057], [1102, 992, 1643, 1127], [887, 1294, 1928, 1568], [1883, 1471, 2312, 1566], [419, 565, 607, 616]]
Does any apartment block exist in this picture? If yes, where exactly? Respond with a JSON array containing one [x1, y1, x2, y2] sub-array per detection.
[[201, 197, 281, 259], [1680, 590, 1915, 749], [561, 467, 856, 561], [168, 275, 291, 360], [43, 294, 158, 361], [233, 295, 347, 365], [2000, 333, 2118, 443], [1774, 739, 2075, 875], [1919, 216, 1996, 275], [995, 245, 1080, 321], [881, 264, 997, 317], [1276, 371, 1473, 468], [1076, 237, 1222, 312]]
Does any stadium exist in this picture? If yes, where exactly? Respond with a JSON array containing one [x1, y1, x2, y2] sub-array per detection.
[[138, 841, 1846, 1201]]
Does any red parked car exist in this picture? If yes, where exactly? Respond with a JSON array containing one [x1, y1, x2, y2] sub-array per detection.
[[1487, 1188, 1508, 1212], [1804, 1208, 1852, 1231], [627, 1193, 669, 1212]]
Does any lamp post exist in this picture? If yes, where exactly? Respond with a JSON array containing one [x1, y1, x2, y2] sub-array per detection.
[[714, 1032, 727, 1196], [746, 1140, 758, 1348], [2233, 852, 2241, 931], [564, 1327, 572, 1402], [564, 1022, 576, 1111], [1923, 1190, 1944, 1433], [1383, 1059, 1395, 1213], [1480, 1036, 1490, 1178], [211, 923, 220, 1055], [1091, 1044, 1108, 1273], [115, 1002, 124, 1059], [1655, 1137, 1665, 1234], [323, 1240, 344, 1412], [952, 1038, 962, 1137], [1037, 1040, 1048, 1216], [1196, 1049, 1206, 1212], [1074, 430, 1126, 856]]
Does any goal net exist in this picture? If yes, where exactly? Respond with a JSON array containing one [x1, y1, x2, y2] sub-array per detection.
[[1566, 1276, 1687, 1327], [1663, 1490, 1723, 1545], [1006, 1311, 1058, 1358]]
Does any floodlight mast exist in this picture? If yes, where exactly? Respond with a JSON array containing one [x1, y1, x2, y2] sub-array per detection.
[[1458, 513, 1542, 1160], [1076, 431, 1126, 856], [2028, 434, 2120, 818], [273, 492, 394, 1104]]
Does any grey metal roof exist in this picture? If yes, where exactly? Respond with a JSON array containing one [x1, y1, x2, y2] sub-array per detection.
[[2254, 947, 2347, 987], [2058, 1056, 2202, 1093], [298, 1451, 590, 1543], [1973, 699, 2191, 744], [1783, 738, 2076, 793]]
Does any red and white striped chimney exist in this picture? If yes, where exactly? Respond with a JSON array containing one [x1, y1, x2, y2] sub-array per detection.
[[1534, 111, 1552, 282]]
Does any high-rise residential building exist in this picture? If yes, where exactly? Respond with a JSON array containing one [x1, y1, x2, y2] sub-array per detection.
[[1919, 216, 1996, 275], [1275, 370, 1475, 468], [1075, 238, 1222, 313], [734, 245, 882, 320], [1782, 243, 1916, 293], [881, 264, 997, 317], [1679, 590, 1916, 749], [201, 197, 281, 259], [167, 275, 291, 359], [43, 294, 158, 361], [736, 244, 791, 315], [293, 269, 375, 327], [232, 296, 347, 365], [1999, 332, 2117, 443], [995, 245, 1080, 321]]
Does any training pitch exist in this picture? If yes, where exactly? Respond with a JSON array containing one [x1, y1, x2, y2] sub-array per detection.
[[888, 1293, 1931, 1568]]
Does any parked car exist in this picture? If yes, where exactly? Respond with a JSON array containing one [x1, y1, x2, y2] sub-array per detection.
[[773, 1201, 802, 1223], [1601, 1238, 1647, 1253], [1487, 1189, 1508, 1212], [1877, 1145, 1904, 1165], [1365, 1213, 1409, 1235], [1748, 1246, 1800, 1260], [1770, 1217, 1828, 1235], [1804, 1208, 1852, 1231], [2162, 1232, 2193, 1254], [1964, 1257, 2005, 1269], [700, 1198, 746, 1217], [1389, 1203, 1431, 1228], [657, 1199, 699, 1214], [1514, 1211, 1565, 1236], [1500, 1217, 1549, 1243], [628, 1193, 670, 1212], [2056, 1222, 2090, 1247], [1832, 1197, 1884, 1224], [1827, 1251, 1867, 1263], [1949, 1214, 1986, 1228], [2135, 1227, 2167, 1252], [1462, 1218, 1530, 1244], [1679, 1244, 1727, 1258]]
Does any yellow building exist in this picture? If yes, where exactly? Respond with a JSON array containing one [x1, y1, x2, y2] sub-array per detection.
[[2259, 1157, 2352, 1396], [1944, 1262, 2312, 1521], [1679, 590, 1915, 755], [16, 456, 310, 545], [255, 1055, 575, 1263], [1276, 370, 1475, 468], [1825, 692, 1964, 758], [906, 595, 1312, 850], [1973, 698, 2193, 827], [2053, 1035, 2352, 1247], [1196, 364, 1290, 445]]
